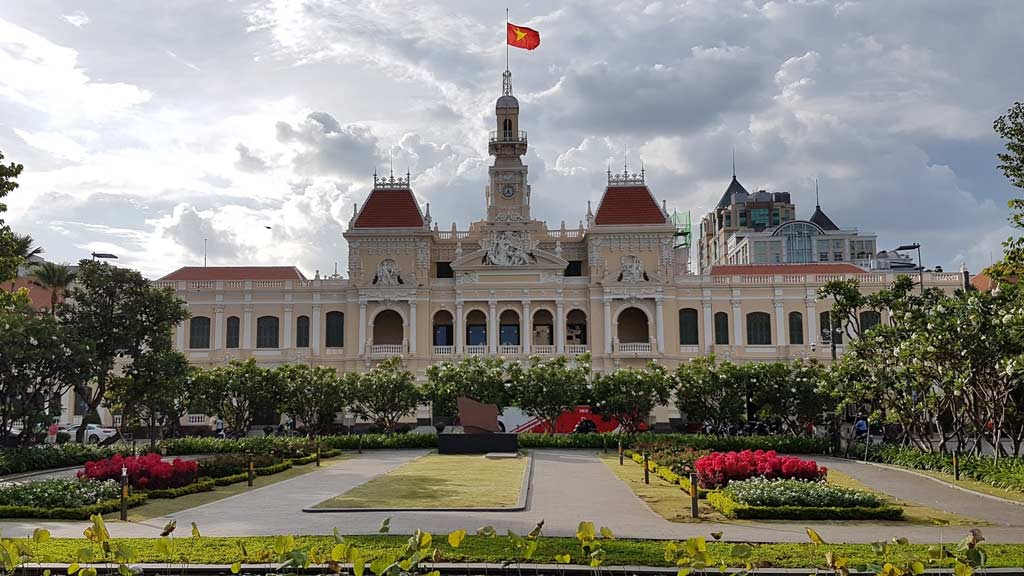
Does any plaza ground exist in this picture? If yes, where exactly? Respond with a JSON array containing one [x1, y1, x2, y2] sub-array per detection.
[[1, 449, 1023, 543]]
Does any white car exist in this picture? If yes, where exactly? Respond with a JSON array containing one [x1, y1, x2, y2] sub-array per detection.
[[64, 424, 119, 444]]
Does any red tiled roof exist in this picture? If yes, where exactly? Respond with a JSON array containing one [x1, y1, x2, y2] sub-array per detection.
[[971, 272, 1014, 292], [594, 185, 667, 225], [159, 266, 306, 281], [3, 277, 57, 310], [353, 189, 424, 228], [710, 263, 866, 275]]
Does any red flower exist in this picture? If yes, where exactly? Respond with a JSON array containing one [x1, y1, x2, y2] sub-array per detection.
[[695, 450, 825, 488]]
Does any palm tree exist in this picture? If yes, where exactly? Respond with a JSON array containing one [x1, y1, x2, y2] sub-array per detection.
[[29, 261, 75, 314], [10, 233, 43, 260]]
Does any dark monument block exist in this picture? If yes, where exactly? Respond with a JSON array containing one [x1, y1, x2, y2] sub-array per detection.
[[438, 432, 518, 454]]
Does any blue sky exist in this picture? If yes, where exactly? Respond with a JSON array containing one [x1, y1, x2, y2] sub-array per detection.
[[1, 1, 1022, 277]]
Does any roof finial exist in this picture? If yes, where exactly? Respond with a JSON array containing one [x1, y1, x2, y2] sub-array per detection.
[[815, 177, 820, 208], [502, 69, 513, 96], [389, 150, 394, 179], [732, 147, 736, 179]]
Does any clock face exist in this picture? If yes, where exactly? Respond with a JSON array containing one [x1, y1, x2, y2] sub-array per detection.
[[501, 173, 514, 182], [502, 185, 515, 199]]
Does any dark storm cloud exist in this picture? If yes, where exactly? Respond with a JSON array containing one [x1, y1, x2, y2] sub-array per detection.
[[276, 112, 380, 178]]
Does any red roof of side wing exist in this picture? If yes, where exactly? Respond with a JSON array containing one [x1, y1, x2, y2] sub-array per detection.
[[159, 266, 306, 281], [594, 185, 668, 225], [353, 189, 425, 228]]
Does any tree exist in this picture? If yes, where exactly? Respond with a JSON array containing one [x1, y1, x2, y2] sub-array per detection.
[[277, 364, 350, 436], [750, 360, 830, 434], [350, 356, 420, 433], [987, 102, 1024, 281], [591, 361, 673, 433], [60, 260, 190, 442], [674, 355, 746, 432], [0, 307, 90, 445], [423, 356, 509, 422], [193, 358, 284, 435], [507, 353, 591, 433], [0, 150, 27, 307], [29, 262, 75, 315], [107, 348, 193, 447]]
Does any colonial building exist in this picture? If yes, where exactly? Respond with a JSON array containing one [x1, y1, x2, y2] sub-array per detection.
[[153, 69, 967, 427]]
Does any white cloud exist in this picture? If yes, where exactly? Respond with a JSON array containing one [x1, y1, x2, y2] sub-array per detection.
[[62, 12, 90, 28]]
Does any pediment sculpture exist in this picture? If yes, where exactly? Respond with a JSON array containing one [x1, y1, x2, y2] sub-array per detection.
[[484, 230, 534, 266], [373, 259, 403, 285], [619, 255, 647, 283]]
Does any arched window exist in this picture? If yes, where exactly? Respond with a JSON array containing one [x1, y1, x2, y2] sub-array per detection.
[[466, 310, 487, 347], [714, 312, 729, 345], [433, 310, 454, 346], [189, 316, 211, 349], [746, 312, 772, 345], [256, 316, 279, 348], [617, 307, 649, 343], [678, 308, 699, 346], [860, 310, 881, 334], [499, 309, 520, 346], [296, 315, 310, 348], [566, 309, 587, 345], [326, 311, 344, 348], [502, 118, 513, 139], [226, 316, 240, 348], [532, 309, 554, 346], [788, 311, 804, 345], [372, 310, 403, 345], [820, 311, 843, 345]]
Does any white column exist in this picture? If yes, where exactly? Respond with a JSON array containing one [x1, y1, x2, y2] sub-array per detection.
[[521, 300, 531, 353], [311, 304, 321, 354], [702, 300, 712, 354], [806, 298, 818, 347], [488, 300, 498, 353], [175, 322, 186, 351], [408, 300, 417, 355], [731, 300, 742, 347], [283, 305, 293, 349], [603, 299, 613, 354], [774, 300, 785, 346], [655, 297, 665, 353], [555, 301, 565, 354], [358, 302, 366, 356], [242, 305, 253, 349], [214, 305, 224, 349], [455, 302, 464, 354]]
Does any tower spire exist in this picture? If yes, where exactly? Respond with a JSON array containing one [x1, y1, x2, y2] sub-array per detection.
[[732, 147, 736, 179], [815, 177, 820, 208]]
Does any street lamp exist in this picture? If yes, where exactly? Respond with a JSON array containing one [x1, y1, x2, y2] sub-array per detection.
[[820, 323, 841, 362], [894, 243, 923, 294], [91, 252, 118, 261]]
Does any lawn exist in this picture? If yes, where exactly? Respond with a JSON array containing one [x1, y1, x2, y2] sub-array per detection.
[[313, 452, 528, 509], [110, 454, 353, 521], [598, 452, 726, 522], [826, 469, 986, 526], [20, 534, 1024, 569]]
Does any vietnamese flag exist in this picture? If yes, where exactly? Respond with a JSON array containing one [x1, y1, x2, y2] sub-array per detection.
[[507, 22, 540, 50]]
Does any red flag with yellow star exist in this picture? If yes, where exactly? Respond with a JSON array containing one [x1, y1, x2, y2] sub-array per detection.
[[507, 22, 540, 50]]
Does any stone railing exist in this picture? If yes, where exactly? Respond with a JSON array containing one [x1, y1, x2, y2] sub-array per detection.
[[433, 345, 454, 356], [435, 230, 472, 240], [616, 342, 653, 354], [533, 344, 555, 355], [498, 345, 521, 356], [565, 344, 589, 355], [370, 344, 404, 358], [465, 345, 488, 355]]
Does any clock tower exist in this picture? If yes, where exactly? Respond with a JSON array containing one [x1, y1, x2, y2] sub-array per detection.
[[486, 69, 531, 222]]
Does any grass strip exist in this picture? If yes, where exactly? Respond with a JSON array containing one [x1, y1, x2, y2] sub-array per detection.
[[314, 453, 527, 509], [17, 535, 1024, 569]]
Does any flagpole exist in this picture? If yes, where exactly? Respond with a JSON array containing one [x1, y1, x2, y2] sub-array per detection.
[[505, 8, 509, 71]]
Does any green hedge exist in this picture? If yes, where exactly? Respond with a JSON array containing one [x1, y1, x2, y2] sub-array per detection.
[[864, 444, 1024, 494], [0, 444, 117, 476], [0, 493, 148, 520], [161, 433, 829, 455], [144, 479, 216, 499], [213, 472, 248, 486], [707, 491, 903, 520]]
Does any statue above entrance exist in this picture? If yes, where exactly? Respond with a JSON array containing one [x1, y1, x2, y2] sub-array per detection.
[[484, 230, 534, 266]]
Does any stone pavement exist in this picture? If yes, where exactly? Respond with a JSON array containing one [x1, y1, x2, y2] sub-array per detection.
[[2, 450, 1024, 543]]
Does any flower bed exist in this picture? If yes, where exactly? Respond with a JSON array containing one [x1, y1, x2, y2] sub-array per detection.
[[707, 489, 903, 520], [0, 444, 116, 476], [0, 478, 151, 519], [695, 450, 826, 488], [632, 440, 710, 475], [724, 477, 884, 508], [79, 453, 198, 490]]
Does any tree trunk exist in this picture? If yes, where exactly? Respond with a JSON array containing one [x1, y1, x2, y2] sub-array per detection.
[[149, 414, 158, 449]]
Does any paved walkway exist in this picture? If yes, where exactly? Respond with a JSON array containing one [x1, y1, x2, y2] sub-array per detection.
[[816, 456, 1024, 525], [3, 450, 1024, 543]]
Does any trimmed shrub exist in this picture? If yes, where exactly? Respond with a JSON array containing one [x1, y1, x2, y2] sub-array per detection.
[[0, 493, 148, 520], [707, 490, 902, 520], [145, 479, 216, 499], [79, 453, 198, 490], [695, 450, 826, 488], [724, 478, 884, 508], [197, 453, 282, 478], [0, 444, 116, 476]]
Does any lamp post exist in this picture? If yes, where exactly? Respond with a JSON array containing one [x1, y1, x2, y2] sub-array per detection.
[[895, 243, 923, 294], [120, 465, 129, 521], [91, 252, 118, 261]]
